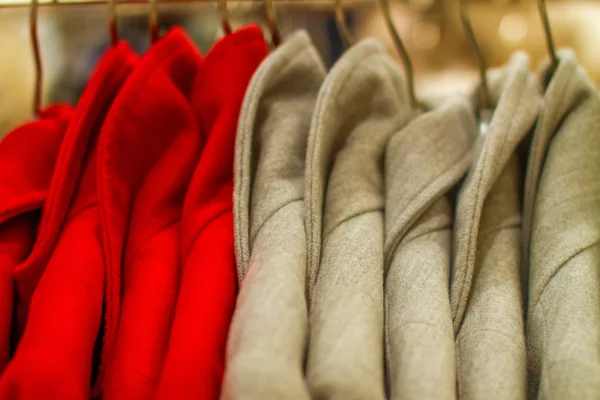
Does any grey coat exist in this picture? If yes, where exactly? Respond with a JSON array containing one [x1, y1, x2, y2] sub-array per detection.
[[523, 49, 600, 400], [225, 31, 326, 400], [384, 97, 476, 400], [450, 53, 541, 400], [304, 39, 414, 400]]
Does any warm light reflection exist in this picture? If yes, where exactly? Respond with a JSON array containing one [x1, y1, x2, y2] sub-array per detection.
[[499, 13, 528, 44], [412, 20, 440, 50]]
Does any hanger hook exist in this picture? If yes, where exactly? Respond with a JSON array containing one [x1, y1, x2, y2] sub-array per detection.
[[536, 0, 558, 76], [218, 0, 232, 35], [334, 0, 352, 50], [149, 0, 159, 44], [380, 0, 418, 110], [30, 0, 42, 116], [459, 0, 491, 110], [109, 0, 118, 46], [265, 0, 281, 46]]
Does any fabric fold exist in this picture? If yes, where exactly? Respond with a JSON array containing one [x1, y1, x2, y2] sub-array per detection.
[[224, 31, 325, 400], [0, 41, 138, 400], [450, 53, 541, 400], [154, 25, 268, 400], [0, 105, 72, 225], [13, 45, 137, 343], [384, 98, 476, 400], [0, 104, 72, 372], [523, 49, 600, 399], [101, 29, 202, 399], [304, 39, 412, 400]]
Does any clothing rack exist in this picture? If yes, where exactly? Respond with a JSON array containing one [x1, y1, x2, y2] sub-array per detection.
[[0, 0, 381, 9], [1, 0, 557, 119]]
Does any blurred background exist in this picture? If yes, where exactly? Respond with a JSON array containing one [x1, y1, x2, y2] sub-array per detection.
[[1, 0, 599, 136]]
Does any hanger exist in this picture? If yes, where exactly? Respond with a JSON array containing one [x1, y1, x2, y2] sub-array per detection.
[[536, 0, 559, 82], [218, 0, 232, 35], [149, 0, 159, 44], [379, 0, 418, 110], [30, 0, 42, 116], [264, 0, 281, 46], [109, 0, 118, 46], [334, 0, 352, 50], [219, 0, 279, 45], [458, 0, 491, 112]]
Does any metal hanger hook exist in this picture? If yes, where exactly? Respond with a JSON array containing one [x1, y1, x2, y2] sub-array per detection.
[[536, 0, 559, 78], [149, 0, 159, 44], [264, 0, 281, 46], [380, 0, 418, 110], [334, 0, 352, 50], [218, 0, 232, 35], [109, 0, 118, 46], [458, 0, 491, 110], [30, 0, 42, 116]]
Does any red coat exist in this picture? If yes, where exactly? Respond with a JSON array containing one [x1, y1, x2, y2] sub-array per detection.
[[101, 28, 203, 399], [0, 42, 138, 399]]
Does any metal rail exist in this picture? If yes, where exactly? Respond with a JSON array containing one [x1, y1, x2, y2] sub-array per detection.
[[0, 0, 394, 9]]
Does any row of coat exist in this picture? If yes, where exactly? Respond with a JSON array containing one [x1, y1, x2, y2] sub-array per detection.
[[0, 22, 598, 400]]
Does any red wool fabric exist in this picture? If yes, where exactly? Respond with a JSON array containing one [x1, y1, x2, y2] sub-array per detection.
[[0, 42, 138, 399], [11, 44, 137, 342], [101, 29, 203, 399], [0, 105, 72, 372], [154, 25, 268, 400]]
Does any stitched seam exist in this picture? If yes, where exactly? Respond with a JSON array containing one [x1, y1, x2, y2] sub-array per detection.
[[523, 62, 573, 260], [400, 224, 450, 248], [247, 51, 318, 250], [522, 66, 577, 313], [455, 340, 462, 398], [203, 35, 266, 273], [540, 303, 548, 397], [96, 44, 188, 390], [99, 44, 188, 280], [79, 60, 134, 394], [531, 239, 600, 311], [17, 51, 130, 299], [384, 148, 471, 269], [42, 48, 134, 248], [457, 327, 522, 346], [236, 44, 311, 271], [235, 51, 266, 271], [99, 46, 186, 272], [384, 279, 392, 396], [384, 224, 451, 291], [35, 62, 122, 255], [307, 47, 390, 289], [182, 208, 230, 266], [249, 198, 302, 246], [479, 221, 520, 240], [126, 218, 179, 264], [306, 46, 383, 266], [323, 205, 383, 240], [62, 201, 98, 225], [454, 76, 528, 330]]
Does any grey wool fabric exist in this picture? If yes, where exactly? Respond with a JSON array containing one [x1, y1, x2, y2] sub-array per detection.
[[304, 39, 413, 400], [522, 50, 600, 399], [450, 53, 541, 400], [225, 31, 325, 400], [384, 98, 476, 400]]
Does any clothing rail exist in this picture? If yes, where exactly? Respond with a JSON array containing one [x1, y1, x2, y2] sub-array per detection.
[[0, 0, 387, 8]]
